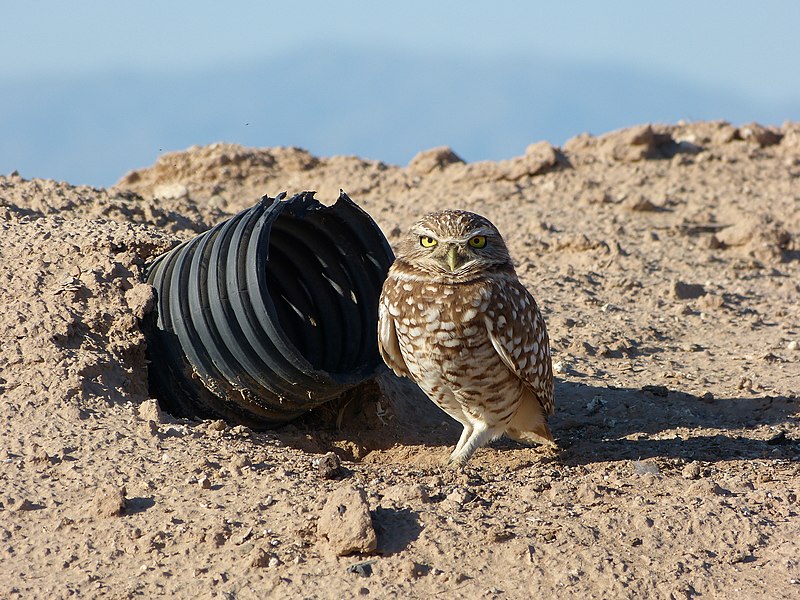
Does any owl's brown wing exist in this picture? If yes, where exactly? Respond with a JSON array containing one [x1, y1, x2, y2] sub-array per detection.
[[377, 294, 411, 378], [484, 279, 555, 416]]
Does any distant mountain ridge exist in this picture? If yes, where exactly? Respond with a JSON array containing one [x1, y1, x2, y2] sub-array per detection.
[[1, 45, 795, 187]]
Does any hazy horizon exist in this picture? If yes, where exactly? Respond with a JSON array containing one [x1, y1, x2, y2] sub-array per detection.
[[2, 3, 798, 187]]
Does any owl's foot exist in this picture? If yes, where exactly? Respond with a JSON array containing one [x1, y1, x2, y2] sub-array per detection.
[[445, 452, 469, 469], [446, 424, 502, 467]]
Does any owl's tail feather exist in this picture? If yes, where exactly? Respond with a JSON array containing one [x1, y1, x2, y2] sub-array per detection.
[[507, 392, 557, 447], [508, 425, 555, 446]]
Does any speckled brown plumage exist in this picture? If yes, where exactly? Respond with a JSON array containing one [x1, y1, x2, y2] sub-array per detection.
[[378, 209, 555, 466]]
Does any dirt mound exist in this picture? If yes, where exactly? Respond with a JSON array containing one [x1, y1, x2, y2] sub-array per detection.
[[1, 121, 799, 598]]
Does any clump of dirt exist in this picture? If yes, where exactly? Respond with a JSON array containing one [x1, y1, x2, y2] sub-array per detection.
[[1, 121, 798, 599]]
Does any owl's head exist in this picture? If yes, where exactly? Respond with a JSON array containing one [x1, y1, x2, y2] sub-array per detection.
[[395, 209, 514, 281]]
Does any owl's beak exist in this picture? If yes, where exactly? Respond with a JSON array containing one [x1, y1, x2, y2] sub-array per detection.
[[446, 245, 461, 272]]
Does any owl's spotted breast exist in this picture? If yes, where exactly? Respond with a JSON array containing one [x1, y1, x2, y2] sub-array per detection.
[[377, 209, 555, 466]]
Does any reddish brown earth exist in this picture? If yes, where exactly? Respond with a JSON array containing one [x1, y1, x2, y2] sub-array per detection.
[[1, 121, 799, 599]]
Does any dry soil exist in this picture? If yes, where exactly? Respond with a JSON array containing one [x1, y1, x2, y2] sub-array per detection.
[[1, 121, 799, 599]]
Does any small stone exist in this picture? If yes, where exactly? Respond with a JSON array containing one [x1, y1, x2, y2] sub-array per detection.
[[26, 443, 50, 465], [633, 461, 660, 476], [230, 455, 251, 473], [673, 281, 706, 300], [553, 360, 568, 375], [138, 399, 168, 424], [787, 340, 799, 351], [250, 548, 280, 568], [208, 420, 227, 432], [697, 294, 724, 310], [487, 526, 515, 543], [585, 396, 606, 415], [624, 195, 660, 212], [602, 124, 660, 162], [153, 183, 189, 200], [346, 559, 377, 577], [682, 462, 701, 480], [317, 485, 377, 556], [400, 559, 430, 578], [517, 141, 560, 176], [443, 487, 474, 510], [198, 476, 212, 489], [93, 486, 127, 518], [315, 452, 342, 479], [380, 484, 429, 508], [407, 147, 464, 175], [707, 234, 725, 250], [567, 340, 596, 356], [13, 498, 38, 511], [738, 123, 782, 147], [689, 480, 730, 496]]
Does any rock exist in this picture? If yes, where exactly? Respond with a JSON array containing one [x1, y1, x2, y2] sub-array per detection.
[[623, 195, 661, 212], [632, 461, 660, 476], [93, 486, 127, 517], [682, 462, 701, 480], [26, 443, 51, 465], [12, 498, 38, 511], [697, 293, 725, 310], [138, 399, 168, 424], [407, 147, 464, 175], [552, 360, 569, 375], [230, 455, 251, 474], [380, 484, 429, 508], [315, 452, 342, 479], [672, 280, 706, 300], [585, 396, 606, 415], [399, 559, 430, 578], [153, 183, 189, 200], [715, 215, 791, 260], [251, 548, 281, 568], [346, 559, 377, 577], [207, 419, 227, 432], [788, 340, 799, 351], [717, 219, 757, 247], [780, 124, 800, 154], [738, 123, 782, 147], [317, 485, 377, 556], [505, 141, 560, 178], [443, 487, 473, 509], [689, 480, 731, 497], [707, 234, 725, 249], [575, 483, 602, 504], [600, 124, 661, 162]]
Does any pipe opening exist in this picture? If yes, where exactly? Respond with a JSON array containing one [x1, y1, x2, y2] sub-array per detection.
[[145, 191, 394, 428]]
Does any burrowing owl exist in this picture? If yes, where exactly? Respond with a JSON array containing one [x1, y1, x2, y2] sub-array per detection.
[[378, 210, 555, 466]]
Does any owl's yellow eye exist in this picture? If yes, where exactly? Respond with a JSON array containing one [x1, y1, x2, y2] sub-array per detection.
[[420, 236, 438, 248], [468, 235, 487, 248]]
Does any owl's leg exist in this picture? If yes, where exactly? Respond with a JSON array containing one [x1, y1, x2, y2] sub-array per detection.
[[447, 422, 501, 467], [453, 421, 474, 454]]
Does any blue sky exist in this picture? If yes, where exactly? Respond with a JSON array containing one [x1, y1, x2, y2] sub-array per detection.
[[2, 2, 799, 186], [4, 1, 798, 102]]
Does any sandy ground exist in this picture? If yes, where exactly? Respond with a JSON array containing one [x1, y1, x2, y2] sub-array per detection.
[[1, 121, 799, 599]]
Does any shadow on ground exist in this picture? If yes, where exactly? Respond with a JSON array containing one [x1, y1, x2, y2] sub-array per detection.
[[274, 374, 799, 465]]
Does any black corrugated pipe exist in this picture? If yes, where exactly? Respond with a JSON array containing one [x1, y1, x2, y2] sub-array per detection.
[[145, 190, 394, 428]]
